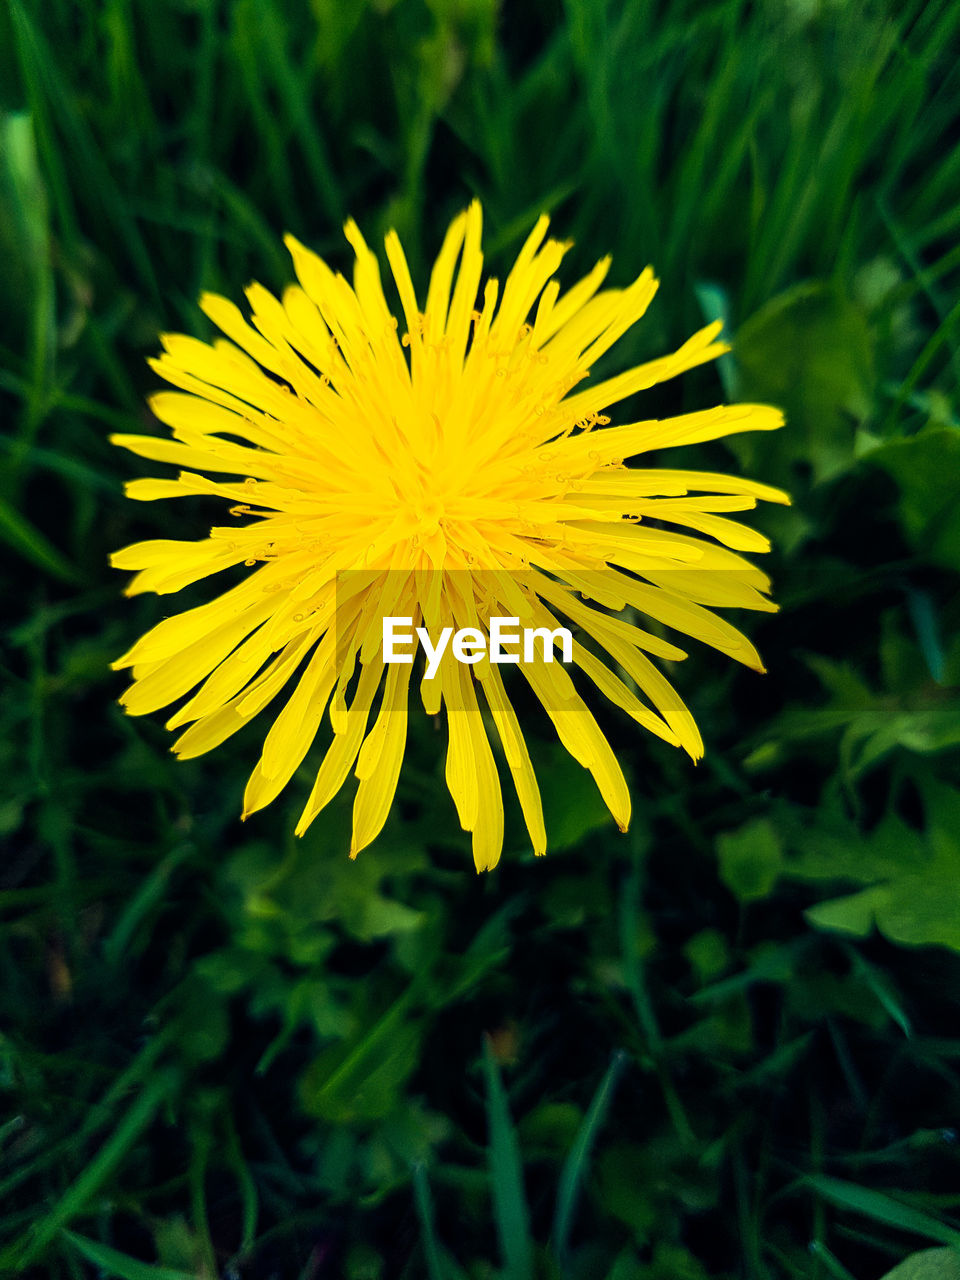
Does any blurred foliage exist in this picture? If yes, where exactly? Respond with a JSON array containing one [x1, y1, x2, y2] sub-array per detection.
[[0, 0, 959, 1276]]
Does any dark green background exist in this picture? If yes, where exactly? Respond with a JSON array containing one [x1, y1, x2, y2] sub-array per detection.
[[1, 1, 959, 1276]]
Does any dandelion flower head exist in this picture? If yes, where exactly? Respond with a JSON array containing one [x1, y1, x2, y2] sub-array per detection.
[[111, 202, 787, 870]]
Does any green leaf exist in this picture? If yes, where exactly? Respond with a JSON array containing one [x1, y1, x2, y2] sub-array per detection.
[[716, 817, 782, 902], [879, 1248, 960, 1280], [62, 1232, 199, 1280], [227, 822, 427, 949], [301, 987, 424, 1124], [355, 893, 426, 940], [537, 746, 613, 851], [730, 282, 874, 484], [684, 928, 730, 984], [595, 1145, 658, 1244], [751, 640, 960, 787], [789, 782, 960, 952], [866, 427, 960, 571], [174, 978, 231, 1065], [805, 886, 891, 939]]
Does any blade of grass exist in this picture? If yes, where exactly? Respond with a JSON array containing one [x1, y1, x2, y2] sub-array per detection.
[[0, 370, 140, 434], [6, 1066, 180, 1268], [412, 1162, 468, 1280], [9, 0, 160, 302], [883, 294, 960, 431], [805, 1176, 960, 1249], [224, 1109, 259, 1258], [619, 864, 693, 1144], [251, 1, 343, 226], [482, 1034, 533, 1280], [844, 945, 913, 1037], [0, 496, 82, 584], [0, 112, 53, 455], [735, 1139, 766, 1280], [102, 842, 195, 967], [299, 972, 425, 1094], [188, 1120, 216, 1278], [905, 589, 946, 685], [808, 1240, 859, 1280], [229, 0, 301, 228], [552, 1049, 626, 1264], [0, 1027, 175, 1205], [185, 165, 291, 285]]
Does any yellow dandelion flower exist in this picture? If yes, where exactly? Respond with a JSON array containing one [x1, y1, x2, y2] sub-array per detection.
[[110, 201, 788, 871]]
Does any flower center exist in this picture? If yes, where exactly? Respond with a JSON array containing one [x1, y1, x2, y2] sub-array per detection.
[[413, 496, 445, 534]]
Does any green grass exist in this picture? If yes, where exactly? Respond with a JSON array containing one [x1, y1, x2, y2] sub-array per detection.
[[1, 0, 960, 1276]]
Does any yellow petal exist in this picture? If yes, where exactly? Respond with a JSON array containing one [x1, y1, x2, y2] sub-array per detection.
[[533, 255, 611, 346], [520, 659, 631, 834], [294, 658, 384, 835], [444, 200, 484, 365], [576, 469, 791, 505], [199, 293, 288, 377], [171, 631, 316, 758], [480, 663, 546, 857], [120, 594, 275, 717], [350, 660, 412, 856], [446, 661, 504, 872], [241, 639, 338, 816], [424, 209, 468, 342]]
